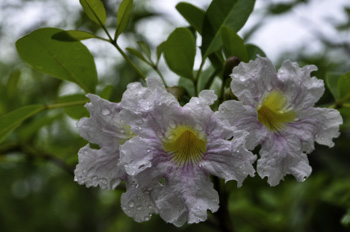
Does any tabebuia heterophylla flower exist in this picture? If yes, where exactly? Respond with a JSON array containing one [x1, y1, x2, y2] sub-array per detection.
[[118, 77, 256, 226], [74, 94, 134, 189], [217, 56, 343, 186]]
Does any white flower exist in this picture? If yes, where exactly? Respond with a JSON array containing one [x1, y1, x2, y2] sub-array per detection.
[[217, 56, 343, 186], [118, 77, 256, 226], [74, 94, 134, 189]]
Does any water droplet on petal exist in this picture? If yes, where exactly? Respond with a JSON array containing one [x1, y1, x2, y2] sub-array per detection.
[[136, 205, 142, 211], [169, 120, 176, 129], [92, 176, 97, 181], [144, 216, 150, 221], [148, 205, 153, 209], [122, 206, 127, 211], [128, 201, 135, 208], [101, 108, 111, 116]]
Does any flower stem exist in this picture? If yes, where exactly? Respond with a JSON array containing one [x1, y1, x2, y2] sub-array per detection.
[[213, 176, 234, 232]]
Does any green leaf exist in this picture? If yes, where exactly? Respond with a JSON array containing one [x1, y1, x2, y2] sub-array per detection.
[[326, 72, 342, 101], [126, 47, 150, 64], [156, 42, 166, 62], [137, 41, 151, 60], [0, 105, 45, 142], [246, 43, 266, 60], [57, 94, 89, 120], [6, 70, 21, 99], [176, 2, 205, 34], [202, 0, 255, 58], [16, 28, 98, 93], [164, 27, 196, 79], [99, 85, 114, 100], [338, 72, 350, 103], [179, 77, 195, 97], [18, 113, 61, 141], [80, 0, 106, 26], [115, 0, 133, 39], [221, 26, 248, 62], [52, 30, 98, 41]]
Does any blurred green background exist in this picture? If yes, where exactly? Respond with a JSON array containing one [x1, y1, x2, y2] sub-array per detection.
[[0, 0, 349, 231]]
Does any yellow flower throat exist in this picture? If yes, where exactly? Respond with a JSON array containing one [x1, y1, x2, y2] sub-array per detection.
[[162, 125, 207, 166], [257, 91, 295, 131]]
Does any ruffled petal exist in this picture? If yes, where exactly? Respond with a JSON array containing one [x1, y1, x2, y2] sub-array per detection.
[[230, 56, 278, 107], [120, 77, 179, 138], [74, 145, 124, 190], [216, 100, 268, 149], [200, 131, 256, 187], [77, 94, 130, 146], [257, 135, 312, 186], [277, 60, 324, 110], [121, 179, 159, 223], [155, 169, 219, 227], [119, 136, 162, 176]]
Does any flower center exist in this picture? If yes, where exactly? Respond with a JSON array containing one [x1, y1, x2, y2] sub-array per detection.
[[162, 126, 207, 166], [257, 91, 295, 131]]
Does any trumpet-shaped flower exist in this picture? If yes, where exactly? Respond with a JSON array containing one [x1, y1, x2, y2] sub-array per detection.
[[217, 56, 342, 186], [118, 77, 256, 226], [74, 94, 134, 189]]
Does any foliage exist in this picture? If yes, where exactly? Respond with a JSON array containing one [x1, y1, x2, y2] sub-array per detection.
[[0, 0, 349, 231]]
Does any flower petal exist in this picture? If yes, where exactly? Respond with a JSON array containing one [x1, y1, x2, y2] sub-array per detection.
[[230, 56, 277, 107], [74, 145, 124, 190], [155, 169, 219, 227], [277, 60, 324, 109], [201, 131, 256, 187], [121, 179, 159, 223], [216, 100, 268, 149], [120, 136, 164, 176], [77, 94, 129, 146], [257, 135, 312, 186]]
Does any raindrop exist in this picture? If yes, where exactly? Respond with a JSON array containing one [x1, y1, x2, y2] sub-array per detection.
[[144, 216, 150, 221], [136, 205, 142, 211], [147, 149, 151, 153], [122, 206, 127, 211], [169, 120, 176, 129], [99, 178, 108, 185], [128, 201, 135, 208], [101, 108, 111, 116], [92, 176, 97, 181], [302, 176, 307, 182], [148, 205, 153, 209]]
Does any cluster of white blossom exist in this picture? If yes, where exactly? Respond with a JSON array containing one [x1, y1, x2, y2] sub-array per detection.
[[74, 57, 342, 226]]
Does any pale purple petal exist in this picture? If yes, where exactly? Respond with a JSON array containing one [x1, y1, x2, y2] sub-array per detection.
[[74, 145, 124, 190], [155, 169, 219, 227], [201, 131, 256, 187], [256, 133, 312, 186], [216, 100, 268, 149], [230, 56, 277, 107], [121, 179, 159, 222], [277, 60, 324, 110], [77, 94, 130, 146]]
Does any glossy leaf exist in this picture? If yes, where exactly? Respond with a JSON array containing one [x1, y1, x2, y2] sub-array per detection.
[[115, 0, 133, 39], [326, 72, 342, 101], [80, 0, 106, 26], [156, 42, 165, 62], [0, 105, 45, 142], [202, 0, 255, 58], [16, 28, 98, 93], [58, 94, 89, 120], [137, 41, 151, 60], [176, 2, 205, 34], [338, 72, 350, 103], [52, 30, 98, 41], [221, 26, 248, 62], [164, 27, 196, 79], [246, 44, 266, 60], [126, 47, 150, 64], [99, 85, 114, 100]]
